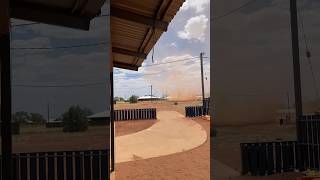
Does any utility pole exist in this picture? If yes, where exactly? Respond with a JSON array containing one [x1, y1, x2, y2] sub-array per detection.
[[200, 52, 205, 107], [287, 92, 291, 123], [290, 0, 303, 142], [47, 103, 50, 123], [0, 0, 13, 179], [150, 85, 153, 98]]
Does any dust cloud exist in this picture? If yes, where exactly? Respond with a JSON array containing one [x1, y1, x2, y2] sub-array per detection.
[[142, 55, 210, 101]]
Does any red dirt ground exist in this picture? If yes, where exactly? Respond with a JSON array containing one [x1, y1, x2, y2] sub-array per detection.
[[115, 119, 158, 136], [115, 116, 210, 180]]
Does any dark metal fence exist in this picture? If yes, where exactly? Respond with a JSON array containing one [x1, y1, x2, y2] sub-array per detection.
[[240, 115, 320, 176], [185, 106, 209, 117], [113, 108, 157, 121], [0, 149, 110, 180], [241, 141, 297, 176], [297, 114, 320, 170]]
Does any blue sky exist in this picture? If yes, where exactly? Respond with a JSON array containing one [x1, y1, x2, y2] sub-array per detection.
[[113, 0, 211, 99]]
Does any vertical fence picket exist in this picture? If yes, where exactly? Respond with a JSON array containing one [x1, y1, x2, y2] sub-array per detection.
[[20, 153, 28, 180], [75, 151, 83, 180], [249, 143, 258, 176], [12, 154, 19, 180], [47, 152, 55, 180], [101, 150, 108, 180], [275, 142, 282, 173], [84, 151, 91, 180], [57, 152, 64, 180], [66, 151, 73, 180], [258, 143, 267, 176], [30, 153, 37, 180], [92, 150, 100, 180], [240, 144, 249, 175], [266, 142, 274, 175], [38, 153, 46, 180]]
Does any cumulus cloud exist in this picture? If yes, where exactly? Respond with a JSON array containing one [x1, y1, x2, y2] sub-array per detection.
[[181, 0, 210, 13], [178, 15, 208, 42]]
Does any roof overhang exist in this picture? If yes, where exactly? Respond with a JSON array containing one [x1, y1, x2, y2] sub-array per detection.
[[10, 0, 106, 30], [110, 0, 185, 71]]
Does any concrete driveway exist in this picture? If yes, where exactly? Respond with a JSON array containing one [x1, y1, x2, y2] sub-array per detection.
[[115, 111, 207, 163]]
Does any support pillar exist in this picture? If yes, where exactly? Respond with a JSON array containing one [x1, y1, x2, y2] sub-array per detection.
[[0, 0, 13, 179]]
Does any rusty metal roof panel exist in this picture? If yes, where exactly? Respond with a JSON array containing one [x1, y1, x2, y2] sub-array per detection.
[[111, 0, 185, 71]]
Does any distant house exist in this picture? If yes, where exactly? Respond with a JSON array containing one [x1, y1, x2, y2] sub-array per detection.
[[138, 95, 163, 101], [87, 110, 110, 125]]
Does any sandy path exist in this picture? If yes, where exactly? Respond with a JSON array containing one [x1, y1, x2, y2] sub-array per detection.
[[115, 111, 207, 163], [116, 117, 210, 180]]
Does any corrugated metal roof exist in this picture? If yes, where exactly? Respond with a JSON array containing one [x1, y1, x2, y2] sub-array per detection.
[[111, 0, 185, 71]]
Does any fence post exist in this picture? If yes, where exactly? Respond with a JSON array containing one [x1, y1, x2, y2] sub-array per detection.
[[241, 143, 249, 175], [66, 151, 73, 180], [20, 153, 28, 180]]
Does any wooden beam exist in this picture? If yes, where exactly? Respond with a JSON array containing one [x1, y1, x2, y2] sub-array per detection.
[[110, 6, 168, 31], [113, 62, 139, 71], [0, 0, 13, 179], [10, 2, 91, 30], [112, 47, 147, 59]]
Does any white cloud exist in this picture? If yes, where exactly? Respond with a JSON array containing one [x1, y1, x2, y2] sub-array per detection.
[[169, 42, 178, 48], [181, 0, 210, 13], [178, 15, 208, 42]]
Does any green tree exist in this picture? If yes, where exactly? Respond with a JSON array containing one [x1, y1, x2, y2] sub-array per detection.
[[62, 105, 90, 132], [12, 111, 30, 124], [30, 113, 46, 124], [128, 95, 139, 103]]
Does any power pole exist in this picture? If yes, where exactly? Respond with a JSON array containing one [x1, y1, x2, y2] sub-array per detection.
[[0, 0, 12, 179], [287, 92, 291, 122], [290, 0, 303, 142], [150, 85, 153, 98], [200, 52, 205, 107], [47, 103, 50, 123]]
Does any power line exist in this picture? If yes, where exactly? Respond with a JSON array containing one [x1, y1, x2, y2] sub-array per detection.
[[213, 0, 257, 21], [298, 1, 320, 101], [142, 56, 205, 67]]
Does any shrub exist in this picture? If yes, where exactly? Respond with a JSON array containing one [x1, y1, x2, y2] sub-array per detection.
[[12, 111, 30, 124], [62, 105, 90, 132], [129, 95, 139, 103], [29, 113, 46, 124]]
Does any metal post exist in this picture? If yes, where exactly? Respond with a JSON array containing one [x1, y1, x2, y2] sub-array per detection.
[[110, 70, 115, 172], [200, 52, 205, 107], [151, 85, 153, 100], [287, 92, 291, 124], [0, 0, 13, 179], [290, 0, 303, 142], [47, 103, 50, 123]]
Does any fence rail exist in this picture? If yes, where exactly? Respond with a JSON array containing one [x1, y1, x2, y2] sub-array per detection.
[[0, 149, 110, 180], [113, 108, 157, 121]]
